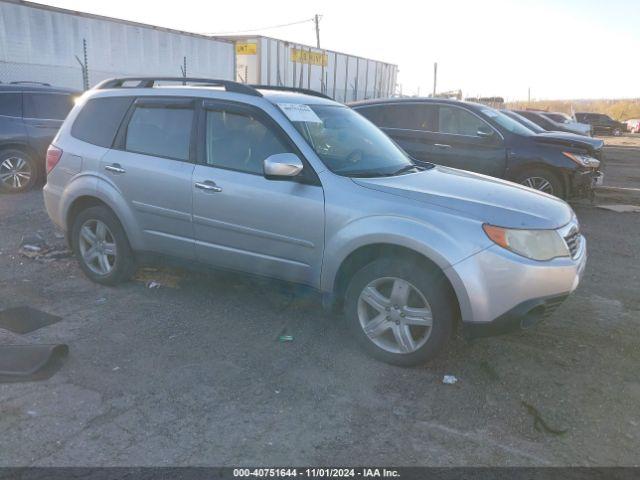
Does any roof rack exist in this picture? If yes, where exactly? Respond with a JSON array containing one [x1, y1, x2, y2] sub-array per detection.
[[94, 77, 262, 97], [10, 81, 51, 86], [250, 85, 332, 100]]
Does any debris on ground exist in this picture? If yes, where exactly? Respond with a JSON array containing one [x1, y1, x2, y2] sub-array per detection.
[[596, 204, 640, 213], [134, 267, 183, 288], [522, 400, 568, 435], [278, 335, 294, 342], [442, 375, 458, 385], [18, 233, 71, 261]]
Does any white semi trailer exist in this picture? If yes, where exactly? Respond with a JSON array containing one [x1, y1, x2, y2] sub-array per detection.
[[224, 35, 398, 102]]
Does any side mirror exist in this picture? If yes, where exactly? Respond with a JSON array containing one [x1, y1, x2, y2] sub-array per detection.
[[263, 153, 303, 179], [477, 126, 494, 138]]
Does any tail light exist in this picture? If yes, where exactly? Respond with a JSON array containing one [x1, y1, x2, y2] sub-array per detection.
[[46, 145, 63, 174]]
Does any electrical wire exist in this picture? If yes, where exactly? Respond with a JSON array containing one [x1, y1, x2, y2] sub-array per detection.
[[202, 17, 315, 35]]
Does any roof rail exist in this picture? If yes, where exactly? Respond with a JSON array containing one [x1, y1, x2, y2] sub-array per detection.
[[250, 85, 332, 100], [94, 77, 262, 97], [10, 81, 51, 86]]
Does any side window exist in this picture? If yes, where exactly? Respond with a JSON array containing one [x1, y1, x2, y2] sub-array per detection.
[[438, 106, 488, 136], [23, 93, 74, 120], [125, 105, 193, 161], [386, 104, 436, 131], [356, 106, 385, 125], [205, 109, 292, 175], [0, 93, 22, 117], [71, 97, 133, 148]]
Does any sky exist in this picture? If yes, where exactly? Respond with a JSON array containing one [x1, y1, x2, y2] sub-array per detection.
[[39, 0, 640, 100]]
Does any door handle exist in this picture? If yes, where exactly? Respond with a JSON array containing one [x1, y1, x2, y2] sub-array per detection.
[[104, 164, 126, 174], [434, 144, 451, 149], [195, 181, 222, 192]]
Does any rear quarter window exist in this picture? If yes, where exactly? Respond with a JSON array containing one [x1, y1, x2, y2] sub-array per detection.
[[71, 97, 134, 148], [23, 93, 75, 120], [0, 93, 22, 117]]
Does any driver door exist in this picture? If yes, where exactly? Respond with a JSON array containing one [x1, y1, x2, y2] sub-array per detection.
[[191, 101, 325, 287]]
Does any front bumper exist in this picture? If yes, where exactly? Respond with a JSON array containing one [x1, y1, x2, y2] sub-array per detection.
[[445, 233, 587, 335], [571, 169, 603, 197]]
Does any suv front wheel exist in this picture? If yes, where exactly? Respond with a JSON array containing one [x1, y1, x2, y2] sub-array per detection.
[[344, 258, 454, 366], [71, 206, 136, 285]]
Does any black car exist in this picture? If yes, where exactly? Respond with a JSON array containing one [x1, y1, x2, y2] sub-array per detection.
[[575, 112, 626, 136], [350, 98, 603, 199], [512, 110, 591, 136], [0, 82, 78, 193]]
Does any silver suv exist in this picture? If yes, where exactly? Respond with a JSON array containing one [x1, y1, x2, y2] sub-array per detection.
[[43, 77, 587, 366]]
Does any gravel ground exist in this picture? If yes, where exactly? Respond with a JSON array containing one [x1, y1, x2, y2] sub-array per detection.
[[0, 147, 639, 467]]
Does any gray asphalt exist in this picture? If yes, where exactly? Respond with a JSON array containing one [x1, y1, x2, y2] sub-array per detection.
[[0, 146, 639, 466]]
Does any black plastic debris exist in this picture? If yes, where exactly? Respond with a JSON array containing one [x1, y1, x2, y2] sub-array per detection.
[[0, 344, 68, 383], [0, 306, 62, 334]]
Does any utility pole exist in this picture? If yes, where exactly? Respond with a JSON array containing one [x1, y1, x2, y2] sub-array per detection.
[[314, 14, 321, 48], [433, 62, 437, 97], [528, 87, 531, 104]]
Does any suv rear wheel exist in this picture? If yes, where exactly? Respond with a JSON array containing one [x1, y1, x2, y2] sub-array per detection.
[[0, 149, 38, 193], [71, 206, 136, 285], [344, 258, 454, 366], [516, 168, 564, 198]]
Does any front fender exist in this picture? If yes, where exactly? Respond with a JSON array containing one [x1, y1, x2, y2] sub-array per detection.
[[320, 214, 488, 293]]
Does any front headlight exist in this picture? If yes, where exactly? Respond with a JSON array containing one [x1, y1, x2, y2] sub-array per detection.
[[483, 224, 570, 261], [562, 152, 600, 168]]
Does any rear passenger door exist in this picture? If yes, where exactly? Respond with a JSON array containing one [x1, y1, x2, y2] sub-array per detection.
[[431, 105, 507, 177], [357, 103, 439, 163], [100, 97, 196, 258], [191, 100, 325, 287], [22, 92, 75, 159]]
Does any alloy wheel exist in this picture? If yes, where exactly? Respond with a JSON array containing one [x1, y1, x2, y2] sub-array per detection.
[[357, 276, 433, 354], [521, 176, 554, 194], [0, 156, 32, 190], [78, 219, 117, 275]]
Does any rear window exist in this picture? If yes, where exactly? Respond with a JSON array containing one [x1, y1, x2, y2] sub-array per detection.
[[72, 97, 133, 148], [0, 93, 22, 117], [23, 93, 75, 120], [124, 105, 193, 161]]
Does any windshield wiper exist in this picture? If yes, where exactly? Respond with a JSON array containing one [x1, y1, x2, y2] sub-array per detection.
[[391, 163, 426, 176]]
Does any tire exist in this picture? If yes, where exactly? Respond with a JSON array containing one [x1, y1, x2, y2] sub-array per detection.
[[344, 257, 455, 366], [0, 149, 39, 193], [515, 168, 565, 198], [71, 206, 136, 285]]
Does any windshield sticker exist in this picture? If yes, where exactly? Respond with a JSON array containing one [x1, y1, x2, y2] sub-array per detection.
[[278, 103, 322, 123]]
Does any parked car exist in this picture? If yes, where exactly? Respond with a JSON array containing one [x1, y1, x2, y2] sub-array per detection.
[[513, 110, 590, 136], [44, 77, 587, 366], [0, 82, 78, 193], [350, 98, 602, 198], [625, 118, 640, 134], [574, 112, 627, 136], [538, 111, 592, 136], [502, 109, 606, 153]]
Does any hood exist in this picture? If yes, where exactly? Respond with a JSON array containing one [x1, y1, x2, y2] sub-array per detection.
[[353, 166, 573, 229], [532, 131, 604, 154]]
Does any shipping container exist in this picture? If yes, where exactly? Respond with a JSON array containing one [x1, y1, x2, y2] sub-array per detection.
[[0, 0, 235, 90], [224, 35, 398, 102]]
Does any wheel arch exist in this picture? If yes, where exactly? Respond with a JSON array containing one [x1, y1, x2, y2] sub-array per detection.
[[327, 242, 462, 327]]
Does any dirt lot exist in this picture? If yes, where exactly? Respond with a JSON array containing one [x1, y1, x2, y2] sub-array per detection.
[[0, 146, 639, 467]]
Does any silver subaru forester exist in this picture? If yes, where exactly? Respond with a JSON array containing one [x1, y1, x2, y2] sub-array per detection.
[[43, 77, 587, 366]]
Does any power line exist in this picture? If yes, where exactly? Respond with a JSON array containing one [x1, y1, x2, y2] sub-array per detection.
[[202, 17, 315, 35]]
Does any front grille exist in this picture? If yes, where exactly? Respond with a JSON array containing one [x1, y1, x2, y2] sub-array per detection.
[[564, 230, 581, 258]]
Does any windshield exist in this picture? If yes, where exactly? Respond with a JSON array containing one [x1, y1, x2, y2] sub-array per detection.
[[480, 107, 535, 136], [284, 104, 421, 177], [501, 110, 545, 133]]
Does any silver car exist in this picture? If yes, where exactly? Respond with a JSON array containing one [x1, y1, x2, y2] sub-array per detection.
[[43, 77, 587, 366]]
